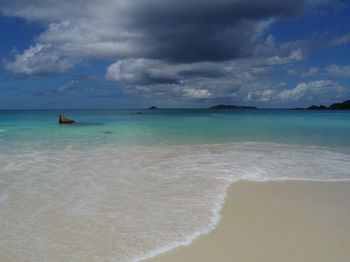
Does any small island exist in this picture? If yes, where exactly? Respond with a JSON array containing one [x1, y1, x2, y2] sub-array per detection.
[[209, 104, 258, 110], [304, 100, 350, 110], [148, 106, 158, 110]]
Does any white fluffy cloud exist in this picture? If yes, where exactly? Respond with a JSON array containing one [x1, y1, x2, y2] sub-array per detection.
[[4, 43, 77, 75], [277, 80, 346, 101], [106, 59, 180, 85], [106, 58, 275, 101], [105, 57, 349, 103], [244, 79, 347, 103]]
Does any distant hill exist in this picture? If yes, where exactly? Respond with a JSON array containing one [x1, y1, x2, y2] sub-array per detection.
[[209, 104, 258, 110], [305, 100, 350, 110]]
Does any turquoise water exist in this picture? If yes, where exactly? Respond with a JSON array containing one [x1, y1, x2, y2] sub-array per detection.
[[1, 109, 350, 261], [1, 109, 350, 149]]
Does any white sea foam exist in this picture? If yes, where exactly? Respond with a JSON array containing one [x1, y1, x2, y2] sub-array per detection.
[[0, 142, 349, 261]]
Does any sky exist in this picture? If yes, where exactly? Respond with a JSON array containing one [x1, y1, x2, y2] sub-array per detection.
[[0, 0, 349, 109]]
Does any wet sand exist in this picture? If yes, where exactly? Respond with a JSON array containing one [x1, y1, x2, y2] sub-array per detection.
[[148, 180, 350, 262]]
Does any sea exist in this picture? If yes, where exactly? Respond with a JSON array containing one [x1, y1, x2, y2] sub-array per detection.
[[1, 109, 350, 261]]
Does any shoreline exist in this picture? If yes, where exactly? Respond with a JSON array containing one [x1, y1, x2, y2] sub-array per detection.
[[146, 180, 350, 262]]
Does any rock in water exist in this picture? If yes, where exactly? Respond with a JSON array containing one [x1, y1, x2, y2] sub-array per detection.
[[59, 114, 75, 124]]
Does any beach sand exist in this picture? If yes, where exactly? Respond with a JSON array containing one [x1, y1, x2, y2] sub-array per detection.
[[148, 180, 350, 262]]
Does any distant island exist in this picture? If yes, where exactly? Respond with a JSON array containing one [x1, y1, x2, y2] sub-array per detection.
[[148, 106, 158, 110], [304, 100, 350, 110], [209, 104, 258, 110]]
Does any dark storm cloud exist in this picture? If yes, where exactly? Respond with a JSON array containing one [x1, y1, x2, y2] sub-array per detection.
[[132, 0, 304, 25], [129, 0, 306, 62]]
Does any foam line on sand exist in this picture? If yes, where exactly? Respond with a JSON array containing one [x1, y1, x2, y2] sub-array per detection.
[[147, 180, 350, 262]]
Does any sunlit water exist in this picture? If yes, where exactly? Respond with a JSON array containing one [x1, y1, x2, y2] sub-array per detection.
[[1, 109, 350, 261]]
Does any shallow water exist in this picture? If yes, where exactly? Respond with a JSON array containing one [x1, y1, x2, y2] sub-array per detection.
[[1, 109, 350, 261], [1, 109, 350, 149]]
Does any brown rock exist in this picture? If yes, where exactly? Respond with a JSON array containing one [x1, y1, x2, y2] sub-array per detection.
[[59, 114, 75, 124]]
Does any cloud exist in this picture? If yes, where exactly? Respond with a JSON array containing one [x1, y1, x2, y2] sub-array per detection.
[[57, 79, 80, 93], [326, 64, 350, 77], [277, 80, 346, 101], [244, 79, 347, 104], [247, 89, 275, 102], [3, 43, 77, 75], [1, 0, 334, 75], [267, 48, 304, 65], [106, 59, 181, 85], [271, 31, 350, 66], [1, 0, 347, 106], [301, 67, 319, 77], [106, 58, 275, 102], [106, 59, 230, 85], [105, 57, 349, 104], [286, 64, 350, 79], [183, 88, 212, 99], [328, 32, 350, 46]]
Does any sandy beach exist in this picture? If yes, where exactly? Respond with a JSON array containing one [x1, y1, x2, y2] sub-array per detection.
[[148, 180, 350, 262]]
